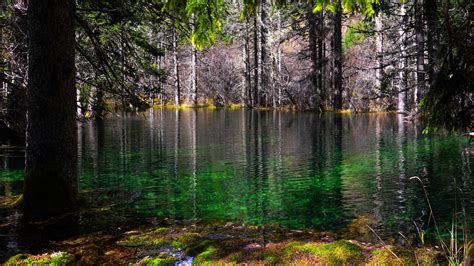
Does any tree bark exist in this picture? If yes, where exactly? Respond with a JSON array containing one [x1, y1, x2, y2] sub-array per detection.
[[398, 2, 407, 113], [259, 0, 268, 106], [308, 5, 319, 100], [332, 0, 343, 110], [375, 13, 383, 90], [415, 0, 425, 108], [20, 0, 77, 215], [190, 13, 198, 106], [424, 0, 438, 85], [173, 28, 181, 106], [242, 16, 252, 106], [317, 10, 325, 109], [253, 12, 259, 106]]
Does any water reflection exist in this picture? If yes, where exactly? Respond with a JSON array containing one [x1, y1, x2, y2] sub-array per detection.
[[0, 110, 472, 237]]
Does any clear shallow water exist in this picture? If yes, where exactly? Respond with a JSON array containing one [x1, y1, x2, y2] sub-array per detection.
[[0, 109, 472, 236]]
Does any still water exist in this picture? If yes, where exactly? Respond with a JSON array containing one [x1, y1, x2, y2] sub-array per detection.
[[0, 109, 472, 236]]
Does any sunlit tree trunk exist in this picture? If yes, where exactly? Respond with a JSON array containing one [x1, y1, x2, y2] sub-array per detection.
[[190, 13, 198, 106], [332, 0, 343, 110], [20, 0, 77, 215], [276, 11, 282, 107], [375, 13, 383, 90], [398, 2, 407, 114], [173, 28, 181, 106]]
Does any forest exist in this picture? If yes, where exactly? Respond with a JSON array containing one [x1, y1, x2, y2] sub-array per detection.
[[0, 0, 473, 265]]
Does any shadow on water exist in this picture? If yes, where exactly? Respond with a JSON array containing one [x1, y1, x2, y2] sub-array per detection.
[[0, 109, 472, 259]]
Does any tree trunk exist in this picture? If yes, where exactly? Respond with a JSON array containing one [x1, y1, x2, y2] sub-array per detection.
[[375, 13, 383, 90], [415, 0, 425, 109], [173, 28, 181, 106], [308, 5, 319, 101], [259, 0, 268, 106], [242, 16, 252, 106], [332, 0, 343, 110], [317, 10, 325, 109], [253, 12, 259, 106], [20, 0, 77, 215], [190, 13, 198, 106], [398, 2, 407, 114], [424, 0, 438, 85]]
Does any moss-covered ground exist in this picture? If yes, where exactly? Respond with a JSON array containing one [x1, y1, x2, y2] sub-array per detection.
[[3, 221, 444, 265]]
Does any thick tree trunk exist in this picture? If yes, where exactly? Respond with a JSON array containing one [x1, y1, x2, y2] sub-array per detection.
[[398, 2, 407, 114], [21, 0, 77, 215], [173, 28, 181, 106], [415, 0, 425, 108], [332, 0, 343, 111]]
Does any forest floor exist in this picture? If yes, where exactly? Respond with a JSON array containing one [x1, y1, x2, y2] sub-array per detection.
[[4, 221, 445, 265], [0, 193, 467, 265]]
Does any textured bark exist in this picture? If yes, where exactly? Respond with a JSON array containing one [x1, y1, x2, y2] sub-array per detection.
[[173, 28, 181, 106], [424, 0, 438, 85], [242, 16, 252, 106], [253, 13, 259, 106], [308, 5, 318, 97], [21, 0, 77, 215], [317, 10, 325, 108], [415, 0, 425, 107], [398, 2, 407, 113], [375, 13, 383, 90], [190, 13, 198, 105], [332, 0, 343, 111], [259, 0, 268, 106]]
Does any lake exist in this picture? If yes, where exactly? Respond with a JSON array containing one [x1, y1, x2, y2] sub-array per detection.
[[0, 109, 472, 238]]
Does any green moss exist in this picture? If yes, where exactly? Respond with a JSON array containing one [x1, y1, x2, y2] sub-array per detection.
[[367, 246, 414, 266], [415, 248, 442, 265], [6, 252, 74, 265], [193, 246, 219, 264], [291, 240, 364, 265], [154, 227, 170, 235], [136, 256, 178, 266], [118, 235, 154, 247]]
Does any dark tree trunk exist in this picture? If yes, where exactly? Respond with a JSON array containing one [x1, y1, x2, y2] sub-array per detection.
[[332, 0, 343, 110], [424, 0, 438, 85], [20, 0, 77, 215], [307, 5, 319, 98], [317, 10, 325, 109], [415, 0, 425, 107]]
